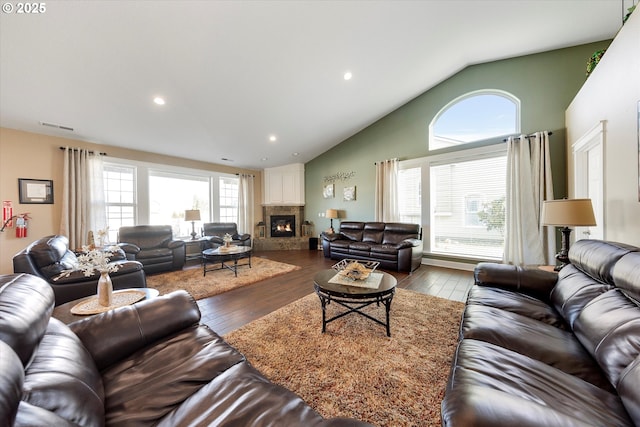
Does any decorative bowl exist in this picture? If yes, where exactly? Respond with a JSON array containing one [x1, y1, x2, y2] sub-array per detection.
[[332, 259, 379, 281]]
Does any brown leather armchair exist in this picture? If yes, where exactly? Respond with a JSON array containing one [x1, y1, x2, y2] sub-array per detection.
[[202, 222, 251, 248], [12, 235, 146, 306], [118, 225, 185, 274]]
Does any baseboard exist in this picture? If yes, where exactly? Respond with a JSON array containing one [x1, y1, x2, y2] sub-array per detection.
[[420, 257, 476, 272]]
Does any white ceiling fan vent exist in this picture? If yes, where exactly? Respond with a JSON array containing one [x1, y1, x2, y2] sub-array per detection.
[[40, 121, 74, 132]]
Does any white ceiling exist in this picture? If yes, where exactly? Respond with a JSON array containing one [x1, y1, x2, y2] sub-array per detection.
[[0, 1, 623, 169]]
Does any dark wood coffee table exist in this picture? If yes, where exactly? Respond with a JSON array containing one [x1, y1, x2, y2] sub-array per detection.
[[313, 269, 397, 336], [202, 246, 252, 277]]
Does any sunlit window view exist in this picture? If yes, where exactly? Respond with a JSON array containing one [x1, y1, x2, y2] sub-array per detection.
[[104, 164, 136, 243], [398, 167, 421, 225], [430, 92, 519, 150], [430, 155, 506, 259], [149, 172, 211, 237]]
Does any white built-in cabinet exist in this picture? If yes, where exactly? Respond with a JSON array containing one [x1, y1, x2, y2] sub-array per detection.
[[263, 163, 305, 205]]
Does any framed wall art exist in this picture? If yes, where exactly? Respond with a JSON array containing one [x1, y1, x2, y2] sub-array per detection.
[[343, 186, 356, 201], [18, 178, 54, 204], [323, 183, 334, 199]]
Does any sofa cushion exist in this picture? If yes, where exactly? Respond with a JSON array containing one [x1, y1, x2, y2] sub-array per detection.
[[460, 305, 612, 390], [0, 341, 23, 426], [573, 289, 640, 388], [466, 286, 567, 329], [156, 362, 327, 427], [102, 326, 245, 426], [381, 222, 420, 245], [363, 223, 385, 244], [0, 274, 54, 367], [550, 264, 614, 328], [349, 242, 372, 251], [22, 319, 104, 427], [613, 252, 640, 303], [568, 240, 638, 286], [618, 357, 640, 425], [442, 339, 634, 427]]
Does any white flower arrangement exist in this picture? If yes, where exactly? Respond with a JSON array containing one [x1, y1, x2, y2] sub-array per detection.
[[223, 233, 233, 244], [55, 245, 121, 280]]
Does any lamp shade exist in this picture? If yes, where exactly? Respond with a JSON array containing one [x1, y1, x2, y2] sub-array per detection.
[[542, 199, 596, 226], [184, 209, 201, 221], [326, 209, 338, 219]]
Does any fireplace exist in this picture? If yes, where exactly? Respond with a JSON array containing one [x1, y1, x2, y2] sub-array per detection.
[[271, 215, 295, 238]]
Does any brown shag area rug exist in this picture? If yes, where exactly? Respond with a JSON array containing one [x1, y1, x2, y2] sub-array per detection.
[[223, 288, 464, 427], [146, 257, 301, 300]]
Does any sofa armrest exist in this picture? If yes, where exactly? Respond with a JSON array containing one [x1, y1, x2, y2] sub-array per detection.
[[118, 242, 140, 255], [474, 262, 558, 300], [167, 239, 185, 249], [321, 232, 340, 242], [234, 233, 251, 242], [69, 290, 200, 371]]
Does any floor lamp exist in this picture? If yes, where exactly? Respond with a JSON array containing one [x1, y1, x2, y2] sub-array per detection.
[[184, 209, 201, 240], [542, 199, 596, 270], [325, 209, 338, 233]]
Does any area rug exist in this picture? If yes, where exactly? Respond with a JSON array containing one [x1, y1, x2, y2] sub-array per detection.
[[146, 257, 301, 300], [223, 288, 464, 427]]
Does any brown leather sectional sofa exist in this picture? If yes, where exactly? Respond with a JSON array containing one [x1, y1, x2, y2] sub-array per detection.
[[0, 273, 371, 427], [442, 239, 640, 426], [321, 221, 423, 272]]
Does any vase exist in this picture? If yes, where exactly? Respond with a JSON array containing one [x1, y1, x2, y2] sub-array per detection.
[[225, 241, 231, 248], [97, 271, 113, 307]]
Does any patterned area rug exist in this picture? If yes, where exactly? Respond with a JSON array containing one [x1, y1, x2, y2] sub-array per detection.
[[146, 257, 301, 300], [224, 288, 464, 427]]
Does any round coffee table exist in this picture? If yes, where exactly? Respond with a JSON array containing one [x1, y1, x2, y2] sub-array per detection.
[[313, 269, 397, 337], [202, 246, 252, 277]]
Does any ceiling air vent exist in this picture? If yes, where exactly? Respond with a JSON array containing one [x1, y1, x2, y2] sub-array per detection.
[[40, 121, 74, 132]]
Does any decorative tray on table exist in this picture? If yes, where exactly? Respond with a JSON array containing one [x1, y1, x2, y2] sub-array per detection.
[[329, 259, 383, 289]]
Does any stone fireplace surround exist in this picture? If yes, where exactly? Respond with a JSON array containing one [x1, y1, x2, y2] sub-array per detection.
[[253, 205, 311, 251]]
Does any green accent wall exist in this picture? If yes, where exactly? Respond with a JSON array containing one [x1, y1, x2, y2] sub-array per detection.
[[305, 40, 611, 235]]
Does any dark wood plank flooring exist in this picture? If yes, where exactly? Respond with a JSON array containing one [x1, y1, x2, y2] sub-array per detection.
[[194, 249, 474, 335]]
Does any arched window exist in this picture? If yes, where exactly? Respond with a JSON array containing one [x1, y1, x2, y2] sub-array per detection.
[[429, 90, 520, 151]]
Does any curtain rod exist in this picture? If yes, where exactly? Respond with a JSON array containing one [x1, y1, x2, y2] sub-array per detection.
[[59, 146, 107, 156], [502, 131, 553, 142], [235, 173, 255, 177]]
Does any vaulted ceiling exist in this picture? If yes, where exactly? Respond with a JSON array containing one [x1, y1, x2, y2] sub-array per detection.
[[0, 1, 623, 169]]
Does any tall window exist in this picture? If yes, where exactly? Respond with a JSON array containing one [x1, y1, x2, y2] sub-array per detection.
[[219, 177, 238, 222], [104, 164, 136, 243], [398, 167, 421, 224], [429, 90, 519, 151], [430, 154, 506, 259]]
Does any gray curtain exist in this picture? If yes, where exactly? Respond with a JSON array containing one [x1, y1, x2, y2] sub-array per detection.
[[237, 173, 254, 238], [503, 131, 555, 265], [374, 158, 399, 222], [59, 147, 106, 249]]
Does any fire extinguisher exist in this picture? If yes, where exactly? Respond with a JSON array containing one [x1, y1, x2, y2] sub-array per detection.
[[15, 213, 31, 238]]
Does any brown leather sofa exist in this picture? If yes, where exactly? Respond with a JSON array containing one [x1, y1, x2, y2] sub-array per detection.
[[321, 222, 423, 272], [0, 273, 372, 427], [118, 225, 186, 274], [202, 222, 252, 248], [12, 235, 146, 306], [441, 239, 640, 426]]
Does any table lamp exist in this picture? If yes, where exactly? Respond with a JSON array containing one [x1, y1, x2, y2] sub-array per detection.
[[542, 199, 596, 270], [325, 209, 338, 233], [184, 209, 201, 240]]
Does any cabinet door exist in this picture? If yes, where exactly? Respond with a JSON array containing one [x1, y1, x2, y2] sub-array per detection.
[[281, 172, 298, 203]]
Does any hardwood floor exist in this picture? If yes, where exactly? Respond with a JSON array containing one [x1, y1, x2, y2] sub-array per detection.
[[194, 249, 475, 335]]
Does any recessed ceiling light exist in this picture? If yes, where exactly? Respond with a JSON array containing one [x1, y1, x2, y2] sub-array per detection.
[[343, 71, 353, 81], [153, 97, 166, 105], [292, 152, 299, 157], [269, 135, 277, 142], [261, 157, 268, 162]]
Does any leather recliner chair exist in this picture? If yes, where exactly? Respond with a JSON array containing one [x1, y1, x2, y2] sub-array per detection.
[[202, 222, 251, 248], [12, 235, 146, 306], [118, 225, 186, 274]]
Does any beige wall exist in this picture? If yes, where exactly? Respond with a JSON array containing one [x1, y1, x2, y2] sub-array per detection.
[[0, 127, 262, 274], [566, 10, 640, 246]]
